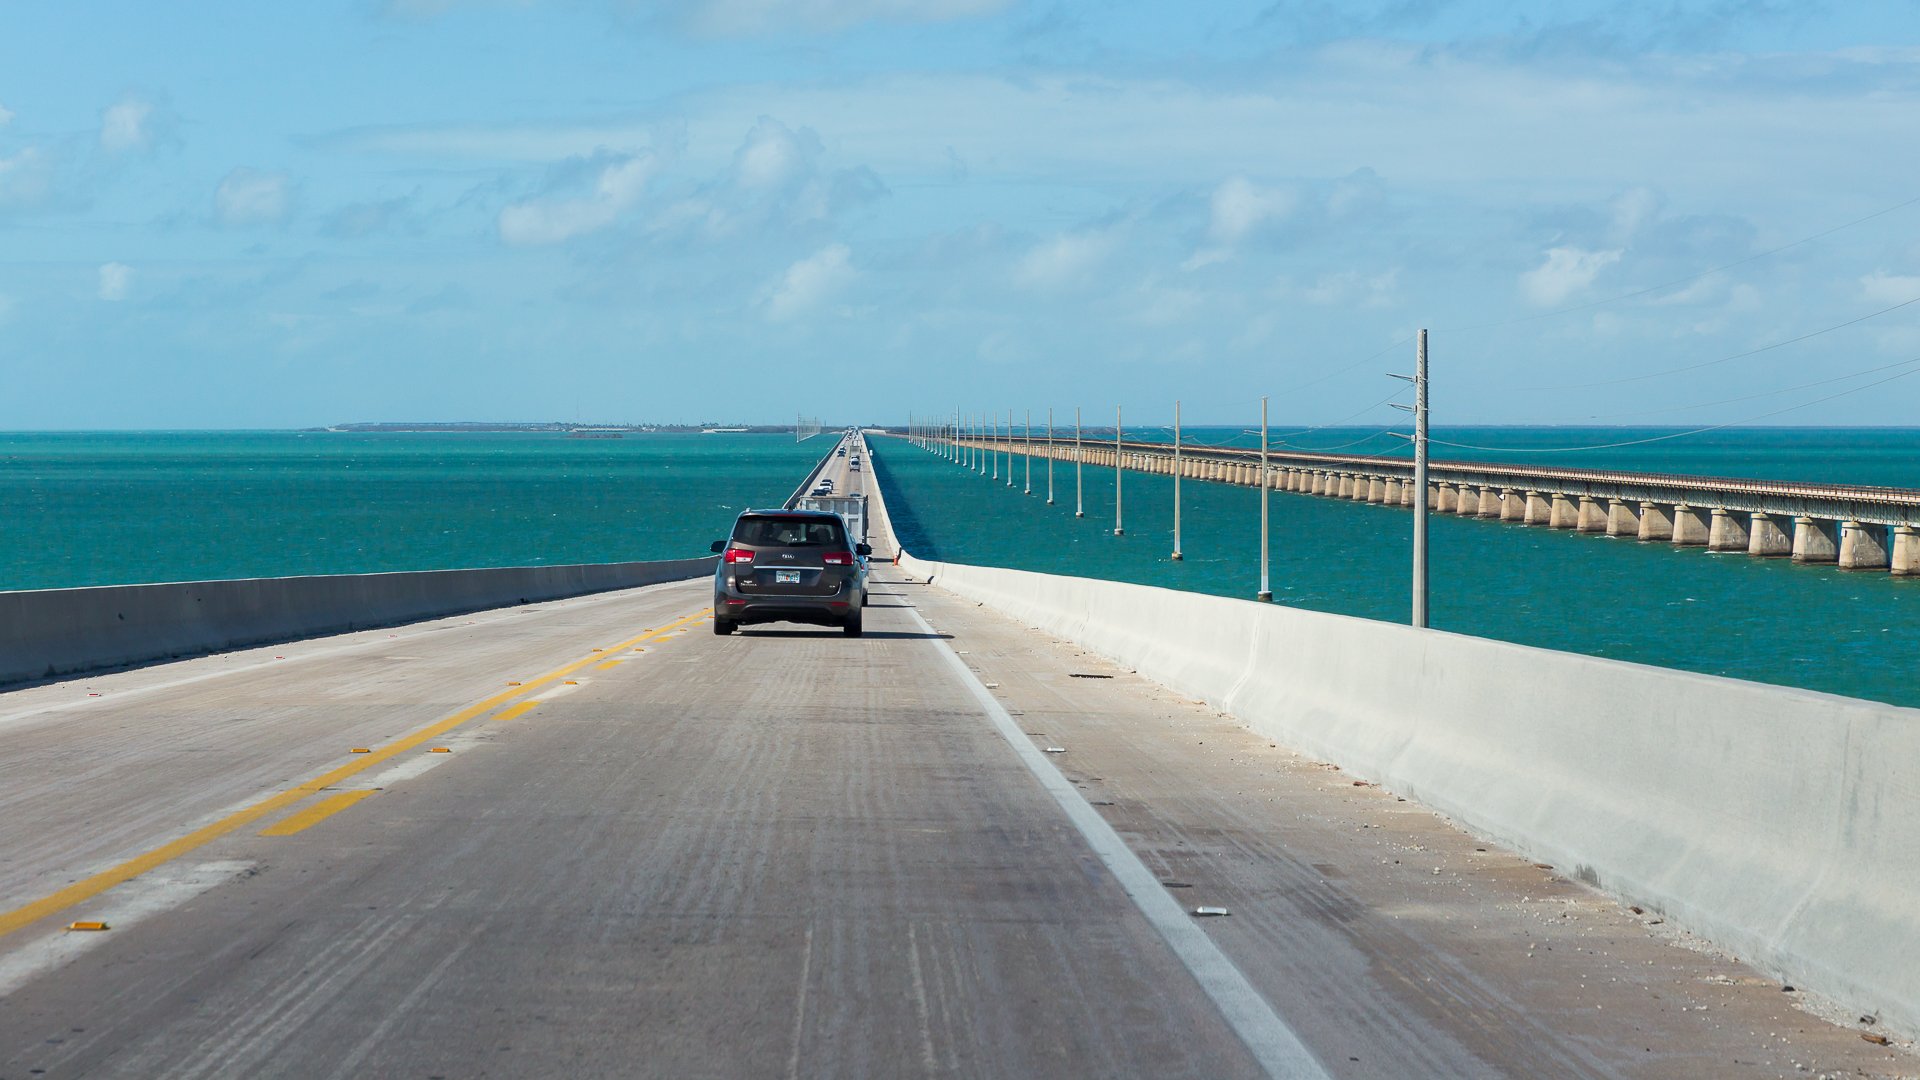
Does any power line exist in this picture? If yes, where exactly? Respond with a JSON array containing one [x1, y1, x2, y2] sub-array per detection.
[[1579, 356, 1920, 421], [1439, 192, 1920, 334], [1517, 292, 1920, 391], [1427, 362, 1920, 455]]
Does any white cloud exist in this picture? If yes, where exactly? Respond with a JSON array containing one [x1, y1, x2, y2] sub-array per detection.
[[1519, 246, 1621, 306], [678, 0, 1008, 36], [215, 168, 292, 226], [1860, 271, 1920, 306], [767, 243, 854, 320], [733, 116, 808, 190], [0, 293, 14, 324], [498, 152, 654, 245], [0, 146, 53, 207], [1207, 176, 1295, 246], [1015, 229, 1118, 290], [0, 103, 13, 127], [98, 262, 132, 301], [100, 98, 154, 153]]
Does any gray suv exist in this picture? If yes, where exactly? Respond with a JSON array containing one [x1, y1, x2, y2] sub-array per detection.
[[710, 510, 871, 636]]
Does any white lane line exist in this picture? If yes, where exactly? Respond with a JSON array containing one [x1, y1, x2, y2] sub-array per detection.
[[900, 598, 1332, 1080], [0, 581, 702, 730], [0, 860, 256, 996]]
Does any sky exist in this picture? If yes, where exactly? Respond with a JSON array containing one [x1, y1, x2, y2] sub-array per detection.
[[3, 0, 1920, 430]]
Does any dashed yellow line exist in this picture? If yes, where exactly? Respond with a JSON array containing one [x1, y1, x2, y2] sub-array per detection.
[[0, 607, 709, 941], [493, 701, 539, 723], [259, 790, 375, 837]]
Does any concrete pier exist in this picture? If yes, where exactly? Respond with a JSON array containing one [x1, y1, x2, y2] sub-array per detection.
[[1747, 513, 1792, 557], [1576, 496, 1607, 533], [1501, 489, 1525, 522], [1672, 504, 1710, 546], [1794, 516, 1839, 563], [1894, 526, 1920, 576], [1479, 487, 1503, 519], [947, 434, 1920, 579], [1639, 502, 1674, 541], [1707, 508, 1751, 552], [1840, 521, 1890, 570], [1606, 499, 1640, 537]]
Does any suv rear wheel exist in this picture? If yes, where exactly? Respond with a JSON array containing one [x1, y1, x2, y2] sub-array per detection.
[[842, 610, 863, 637], [713, 617, 735, 636]]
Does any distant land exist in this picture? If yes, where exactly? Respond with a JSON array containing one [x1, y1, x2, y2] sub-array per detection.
[[311, 422, 793, 434]]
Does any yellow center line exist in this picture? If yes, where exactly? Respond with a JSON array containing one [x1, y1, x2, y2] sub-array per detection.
[[0, 606, 710, 940], [258, 790, 376, 837], [492, 700, 539, 723]]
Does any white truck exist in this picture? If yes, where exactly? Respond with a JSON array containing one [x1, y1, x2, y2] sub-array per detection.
[[795, 494, 868, 544]]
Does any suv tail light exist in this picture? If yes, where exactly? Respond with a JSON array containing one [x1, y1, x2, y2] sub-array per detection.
[[724, 547, 756, 564], [822, 551, 854, 565]]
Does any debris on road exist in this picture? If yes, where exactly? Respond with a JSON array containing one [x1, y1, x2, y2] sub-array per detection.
[[1191, 907, 1230, 917]]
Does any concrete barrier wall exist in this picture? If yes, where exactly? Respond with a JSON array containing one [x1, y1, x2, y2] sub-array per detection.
[[0, 556, 715, 687], [896, 548, 1920, 1037]]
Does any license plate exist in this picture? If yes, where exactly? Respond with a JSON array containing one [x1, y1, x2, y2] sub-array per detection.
[[775, 569, 802, 584]]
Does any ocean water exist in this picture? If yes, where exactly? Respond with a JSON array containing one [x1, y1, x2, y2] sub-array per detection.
[[871, 429, 1920, 709], [0, 432, 823, 590]]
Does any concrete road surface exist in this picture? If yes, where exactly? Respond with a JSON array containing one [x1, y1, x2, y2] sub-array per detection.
[[0, 550, 1912, 1076]]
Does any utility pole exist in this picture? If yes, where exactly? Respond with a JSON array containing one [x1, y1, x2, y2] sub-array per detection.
[[1391, 330, 1431, 628], [1006, 408, 1015, 487], [1413, 331, 1429, 628], [1114, 405, 1124, 537], [1024, 409, 1032, 495], [1046, 408, 1055, 505], [991, 411, 998, 480], [1257, 396, 1272, 602], [1075, 407, 1085, 517], [1172, 399, 1183, 561]]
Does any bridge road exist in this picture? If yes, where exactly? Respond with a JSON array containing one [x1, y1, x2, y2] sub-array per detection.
[[0, 458, 1911, 1075]]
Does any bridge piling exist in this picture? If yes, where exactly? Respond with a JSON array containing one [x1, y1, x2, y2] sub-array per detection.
[[1672, 504, 1711, 546], [1894, 526, 1920, 576], [1748, 513, 1793, 557], [1839, 521, 1889, 570], [1793, 517, 1838, 563], [1708, 508, 1751, 552], [1549, 493, 1579, 528], [1606, 498, 1640, 536], [1577, 496, 1608, 532], [1638, 502, 1673, 541]]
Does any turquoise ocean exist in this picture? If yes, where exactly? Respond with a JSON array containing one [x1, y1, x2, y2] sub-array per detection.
[[870, 427, 1920, 710], [4, 427, 1917, 708]]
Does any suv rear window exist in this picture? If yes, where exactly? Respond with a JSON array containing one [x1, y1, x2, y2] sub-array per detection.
[[734, 516, 846, 547]]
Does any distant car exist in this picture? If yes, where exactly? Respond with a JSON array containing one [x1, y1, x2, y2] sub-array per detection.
[[710, 510, 871, 636]]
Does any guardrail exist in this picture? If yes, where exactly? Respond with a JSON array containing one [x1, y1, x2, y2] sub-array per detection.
[[0, 556, 715, 687]]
